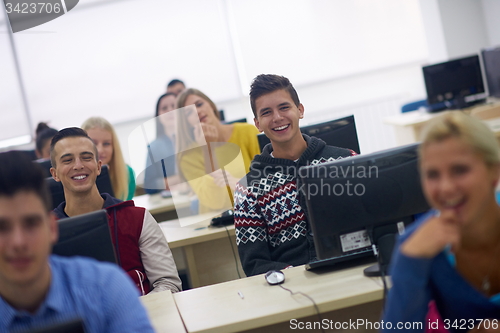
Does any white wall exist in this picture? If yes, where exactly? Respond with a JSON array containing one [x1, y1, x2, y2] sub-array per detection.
[[438, 0, 489, 59], [482, 0, 500, 47], [3, 0, 500, 183], [1, 0, 435, 179], [418, 0, 448, 63]]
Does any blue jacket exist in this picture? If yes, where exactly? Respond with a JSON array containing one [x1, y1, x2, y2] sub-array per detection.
[[382, 211, 500, 332]]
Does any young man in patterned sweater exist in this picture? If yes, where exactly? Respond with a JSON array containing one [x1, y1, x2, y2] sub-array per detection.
[[234, 74, 357, 277]]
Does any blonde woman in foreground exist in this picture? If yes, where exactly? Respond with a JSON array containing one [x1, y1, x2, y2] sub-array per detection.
[[382, 112, 500, 332]]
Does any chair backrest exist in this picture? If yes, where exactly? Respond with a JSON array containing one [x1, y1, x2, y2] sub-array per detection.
[[34, 158, 52, 177], [401, 99, 427, 113], [223, 118, 247, 124], [46, 164, 114, 210]]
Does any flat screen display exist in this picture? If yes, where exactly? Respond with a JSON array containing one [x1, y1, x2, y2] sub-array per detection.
[[422, 55, 486, 110], [482, 47, 500, 98]]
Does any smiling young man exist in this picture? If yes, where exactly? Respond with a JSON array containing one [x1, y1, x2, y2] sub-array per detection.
[[233, 74, 357, 276], [0, 151, 154, 332], [50, 127, 181, 295]]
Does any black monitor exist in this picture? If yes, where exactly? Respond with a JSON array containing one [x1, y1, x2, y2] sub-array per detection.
[[482, 46, 500, 98], [46, 164, 115, 210], [52, 209, 117, 264], [257, 115, 360, 154], [298, 143, 430, 274], [422, 55, 486, 111], [20, 319, 84, 333]]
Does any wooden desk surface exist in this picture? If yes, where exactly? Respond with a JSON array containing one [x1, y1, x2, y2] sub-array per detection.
[[173, 264, 383, 333], [141, 290, 186, 333], [133, 193, 192, 216], [159, 212, 234, 249]]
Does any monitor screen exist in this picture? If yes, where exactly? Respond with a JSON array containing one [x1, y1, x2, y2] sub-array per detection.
[[422, 55, 486, 111], [52, 209, 117, 264], [482, 46, 500, 98], [257, 115, 360, 154], [46, 164, 115, 210], [20, 319, 84, 333], [298, 143, 430, 261]]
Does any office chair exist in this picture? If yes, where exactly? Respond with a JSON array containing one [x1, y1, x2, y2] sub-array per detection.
[[223, 118, 247, 124], [401, 99, 427, 113]]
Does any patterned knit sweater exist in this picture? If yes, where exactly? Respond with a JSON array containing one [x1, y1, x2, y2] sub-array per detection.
[[234, 135, 356, 276]]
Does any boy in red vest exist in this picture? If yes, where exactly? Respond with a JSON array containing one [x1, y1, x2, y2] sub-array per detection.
[[50, 127, 181, 295]]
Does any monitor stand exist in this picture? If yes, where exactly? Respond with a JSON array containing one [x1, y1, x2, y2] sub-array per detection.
[[363, 263, 387, 277], [363, 233, 396, 277]]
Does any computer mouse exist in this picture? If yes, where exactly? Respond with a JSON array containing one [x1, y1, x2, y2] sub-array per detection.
[[265, 270, 285, 285]]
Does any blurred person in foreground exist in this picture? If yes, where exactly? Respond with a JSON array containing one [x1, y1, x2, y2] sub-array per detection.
[[0, 151, 154, 332], [382, 112, 500, 332]]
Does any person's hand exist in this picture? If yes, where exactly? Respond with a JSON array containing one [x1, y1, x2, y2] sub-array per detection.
[[164, 175, 183, 191], [401, 210, 461, 258], [194, 123, 219, 145], [211, 169, 238, 191]]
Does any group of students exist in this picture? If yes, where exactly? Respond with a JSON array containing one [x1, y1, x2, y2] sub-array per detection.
[[35, 117, 136, 201], [0, 73, 499, 332]]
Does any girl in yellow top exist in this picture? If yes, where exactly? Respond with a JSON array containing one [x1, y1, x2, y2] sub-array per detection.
[[176, 88, 260, 213]]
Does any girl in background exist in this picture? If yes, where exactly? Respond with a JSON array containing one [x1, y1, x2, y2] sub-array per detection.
[[143, 92, 183, 194], [82, 116, 136, 200], [35, 122, 58, 159], [175, 88, 260, 213]]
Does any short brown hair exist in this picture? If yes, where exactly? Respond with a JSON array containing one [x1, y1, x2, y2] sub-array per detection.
[[50, 127, 98, 168], [0, 151, 52, 212], [249, 74, 300, 118]]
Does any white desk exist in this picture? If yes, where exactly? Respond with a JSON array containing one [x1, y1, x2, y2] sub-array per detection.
[[172, 264, 384, 333], [159, 213, 245, 288], [133, 193, 192, 221], [384, 102, 500, 145], [140, 290, 186, 333]]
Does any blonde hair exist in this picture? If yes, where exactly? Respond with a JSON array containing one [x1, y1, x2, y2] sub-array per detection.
[[81, 117, 130, 200], [419, 111, 500, 166], [175, 88, 221, 182], [176, 88, 220, 121]]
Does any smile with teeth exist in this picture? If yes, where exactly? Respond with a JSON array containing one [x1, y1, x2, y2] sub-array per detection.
[[72, 175, 88, 180], [443, 197, 464, 208], [273, 124, 289, 131]]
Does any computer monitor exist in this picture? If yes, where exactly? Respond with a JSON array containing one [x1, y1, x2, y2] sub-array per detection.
[[482, 46, 500, 98], [257, 115, 360, 154], [21, 319, 84, 333], [46, 164, 115, 210], [298, 143, 430, 273], [52, 210, 117, 264], [422, 55, 487, 111]]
